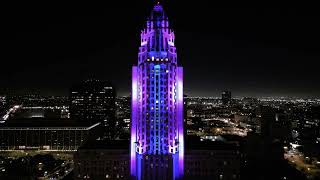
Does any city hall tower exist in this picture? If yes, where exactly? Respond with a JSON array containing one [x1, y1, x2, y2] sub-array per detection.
[[130, 2, 184, 180]]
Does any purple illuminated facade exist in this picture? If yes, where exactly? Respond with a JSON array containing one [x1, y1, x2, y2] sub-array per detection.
[[131, 3, 184, 180]]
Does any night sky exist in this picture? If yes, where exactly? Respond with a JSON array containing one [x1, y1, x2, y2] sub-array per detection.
[[3, 2, 320, 97]]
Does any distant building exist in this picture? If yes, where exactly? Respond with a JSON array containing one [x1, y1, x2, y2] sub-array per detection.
[[242, 97, 258, 107], [115, 96, 131, 138], [0, 118, 99, 150], [221, 91, 232, 105], [255, 106, 291, 142], [69, 79, 116, 138]]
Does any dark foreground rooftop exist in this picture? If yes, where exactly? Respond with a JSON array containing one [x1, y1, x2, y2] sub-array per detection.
[[79, 139, 130, 150], [0, 117, 98, 128]]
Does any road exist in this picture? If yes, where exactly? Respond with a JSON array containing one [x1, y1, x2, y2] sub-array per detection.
[[1, 105, 21, 123], [285, 149, 320, 179], [44, 160, 74, 180]]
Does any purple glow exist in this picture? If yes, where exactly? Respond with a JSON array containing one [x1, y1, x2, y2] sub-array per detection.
[[130, 66, 138, 177], [177, 67, 184, 177]]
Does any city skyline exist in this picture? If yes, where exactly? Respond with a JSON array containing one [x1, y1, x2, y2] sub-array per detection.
[[1, 2, 319, 179], [3, 2, 320, 98]]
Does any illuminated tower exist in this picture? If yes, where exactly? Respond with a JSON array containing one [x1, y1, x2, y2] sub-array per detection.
[[131, 2, 184, 180]]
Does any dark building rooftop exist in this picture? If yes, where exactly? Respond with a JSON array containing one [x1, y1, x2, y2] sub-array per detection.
[[0, 117, 98, 128], [79, 139, 129, 150]]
